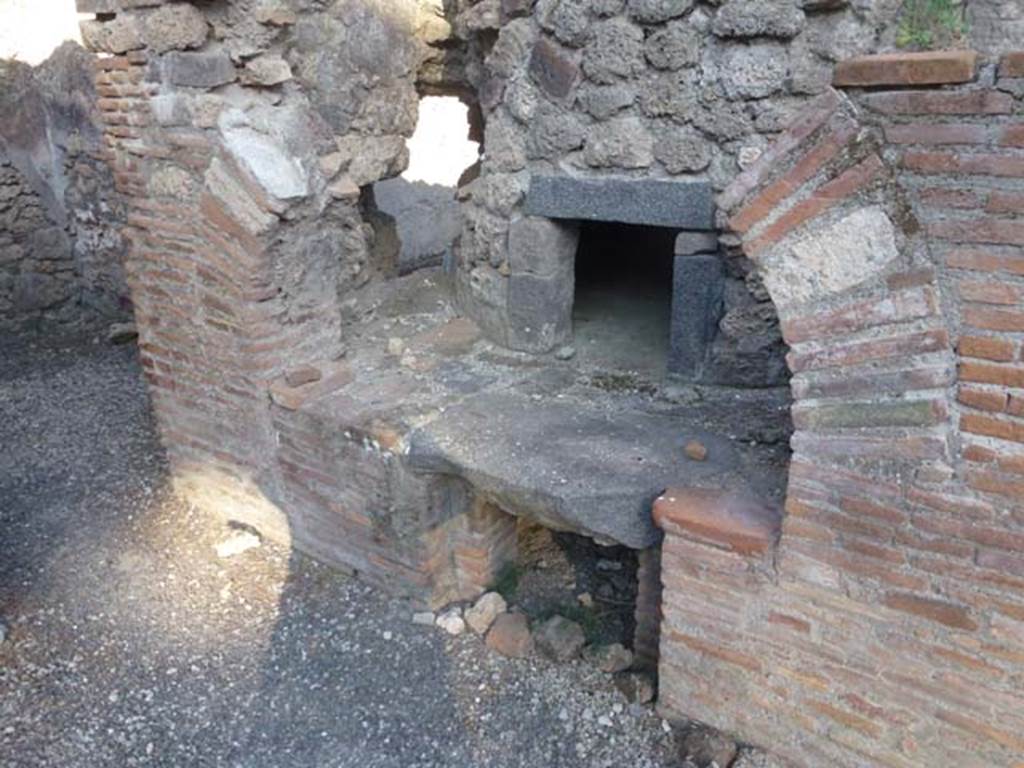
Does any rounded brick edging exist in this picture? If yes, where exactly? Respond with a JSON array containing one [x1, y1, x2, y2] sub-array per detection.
[[652, 487, 783, 557]]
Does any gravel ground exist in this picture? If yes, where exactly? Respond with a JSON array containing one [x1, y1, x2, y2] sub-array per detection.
[[0, 332, 679, 768]]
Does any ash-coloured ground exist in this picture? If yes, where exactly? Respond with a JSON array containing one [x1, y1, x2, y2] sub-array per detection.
[[0, 332, 679, 768]]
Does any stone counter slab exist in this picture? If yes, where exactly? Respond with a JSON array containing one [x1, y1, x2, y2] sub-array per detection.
[[406, 388, 763, 549]]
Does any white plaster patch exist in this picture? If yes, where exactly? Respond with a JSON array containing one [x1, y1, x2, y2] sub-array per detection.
[[761, 205, 899, 311], [220, 125, 309, 201]]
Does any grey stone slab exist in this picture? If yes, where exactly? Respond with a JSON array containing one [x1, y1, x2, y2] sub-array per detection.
[[406, 389, 744, 549], [524, 175, 714, 229], [668, 253, 723, 380]]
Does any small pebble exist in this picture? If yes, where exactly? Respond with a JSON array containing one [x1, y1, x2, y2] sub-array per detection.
[[684, 440, 708, 461], [436, 607, 465, 636]]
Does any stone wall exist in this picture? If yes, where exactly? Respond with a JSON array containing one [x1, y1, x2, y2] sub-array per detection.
[[0, 42, 127, 331], [451, 0, 920, 382], [654, 50, 1024, 766]]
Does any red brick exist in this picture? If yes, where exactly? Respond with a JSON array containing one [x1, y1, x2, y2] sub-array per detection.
[[788, 539, 928, 591], [744, 155, 885, 255], [783, 516, 835, 543], [767, 612, 811, 634], [892, 529, 975, 559], [959, 334, 1017, 362], [728, 122, 857, 233], [791, 432, 949, 462], [960, 361, 1024, 387], [946, 247, 1024, 276], [912, 487, 996, 522], [918, 187, 984, 209], [654, 488, 781, 556], [862, 89, 1014, 115], [962, 305, 1024, 332], [834, 50, 977, 87], [962, 443, 998, 463], [936, 709, 1024, 753], [903, 151, 1024, 178], [969, 469, 1024, 501], [997, 453, 1024, 476], [958, 385, 1008, 412], [1001, 52, 1024, 78], [792, 398, 947, 430], [1009, 395, 1024, 417], [885, 123, 989, 145], [839, 495, 908, 525], [781, 287, 937, 344], [791, 365, 953, 401], [887, 268, 937, 290], [958, 280, 1024, 305], [929, 217, 1024, 246], [667, 630, 763, 672], [841, 537, 907, 565], [882, 592, 977, 630], [961, 412, 1024, 444], [986, 190, 1024, 214], [788, 328, 950, 373], [807, 700, 883, 737], [1001, 124, 1024, 148]]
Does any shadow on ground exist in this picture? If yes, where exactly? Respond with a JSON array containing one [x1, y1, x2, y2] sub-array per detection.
[[0, 331, 676, 768]]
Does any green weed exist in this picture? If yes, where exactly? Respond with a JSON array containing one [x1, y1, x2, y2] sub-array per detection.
[[896, 0, 968, 50]]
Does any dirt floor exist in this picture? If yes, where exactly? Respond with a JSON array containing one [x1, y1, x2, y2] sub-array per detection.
[[0, 331, 685, 768]]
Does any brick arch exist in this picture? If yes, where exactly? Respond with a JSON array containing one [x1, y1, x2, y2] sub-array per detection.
[[719, 88, 961, 571], [654, 53, 1024, 766]]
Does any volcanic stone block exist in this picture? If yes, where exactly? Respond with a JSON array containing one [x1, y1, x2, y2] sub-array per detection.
[[143, 3, 209, 53], [525, 176, 713, 229], [507, 271, 573, 352], [162, 51, 237, 88], [507, 216, 579, 277], [668, 253, 723, 380], [529, 39, 579, 99]]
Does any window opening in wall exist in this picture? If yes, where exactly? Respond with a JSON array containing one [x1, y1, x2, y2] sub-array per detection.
[[572, 221, 678, 380], [402, 95, 480, 186], [372, 95, 480, 275]]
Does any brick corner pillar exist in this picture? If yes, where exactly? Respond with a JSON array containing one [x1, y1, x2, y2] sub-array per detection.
[[652, 488, 782, 731]]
